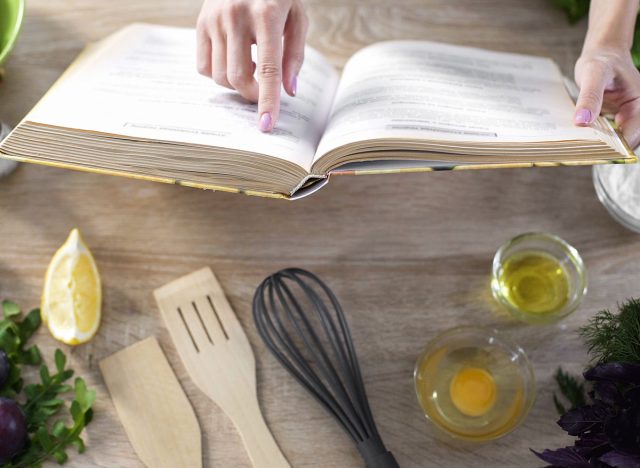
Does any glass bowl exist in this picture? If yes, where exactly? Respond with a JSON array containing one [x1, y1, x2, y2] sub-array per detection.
[[593, 164, 640, 234], [491, 232, 587, 324], [414, 326, 535, 442]]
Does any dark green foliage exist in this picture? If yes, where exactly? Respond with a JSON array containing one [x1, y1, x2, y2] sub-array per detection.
[[535, 300, 640, 467], [552, 0, 590, 24], [0, 301, 42, 399], [553, 368, 588, 415], [4, 379, 95, 468], [553, 0, 640, 68], [580, 298, 640, 364], [0, 301, 95, 467]]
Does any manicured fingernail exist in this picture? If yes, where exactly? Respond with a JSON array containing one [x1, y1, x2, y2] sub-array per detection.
[[575, 108, 592, 125], [259, 112, 272, 132], [291, 75, 298, 96]]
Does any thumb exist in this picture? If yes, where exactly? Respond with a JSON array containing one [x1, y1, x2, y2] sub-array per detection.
[[574, 60, 610, 126]]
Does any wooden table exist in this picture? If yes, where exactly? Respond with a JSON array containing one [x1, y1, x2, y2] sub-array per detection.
[[1, 1, 639, 466]]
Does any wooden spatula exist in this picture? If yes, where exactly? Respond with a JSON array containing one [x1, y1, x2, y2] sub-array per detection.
[[99, 337, 202, 468], [154, 267, 290, 468]]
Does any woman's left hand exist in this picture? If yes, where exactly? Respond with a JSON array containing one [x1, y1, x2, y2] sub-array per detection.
[[574, 46, 640, 148]]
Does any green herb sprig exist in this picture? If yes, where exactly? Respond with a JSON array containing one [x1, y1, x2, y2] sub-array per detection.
[[0, 300, 95, 467], [579, 298, 640, 364], [552, 367, 587, 415]]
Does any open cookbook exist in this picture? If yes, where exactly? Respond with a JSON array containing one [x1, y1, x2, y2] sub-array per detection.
[[0, 24, 635, 199]]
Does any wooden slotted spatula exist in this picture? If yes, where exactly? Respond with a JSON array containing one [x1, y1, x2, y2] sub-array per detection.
[[99, 337, 202, 468], [154, 267, 290, 468]]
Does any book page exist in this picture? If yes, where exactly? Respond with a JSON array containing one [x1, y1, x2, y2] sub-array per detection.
[[27, 24, 338, 171], [314, 41, 608, 162]]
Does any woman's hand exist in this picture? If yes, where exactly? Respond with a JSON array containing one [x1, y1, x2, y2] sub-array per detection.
[[574, 0, 640, 149], [196, 0, 309, 132], [574, 48, 640, 149]]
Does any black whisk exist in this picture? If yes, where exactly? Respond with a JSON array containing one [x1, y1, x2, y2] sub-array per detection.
[[253, 268, 399, 468]]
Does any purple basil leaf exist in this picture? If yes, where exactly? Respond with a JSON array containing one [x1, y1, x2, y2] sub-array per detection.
[[604, 403, 640, 455], [594, 380, 623, 407], [624, 387, 640, 408], [599, 451, 640, 468], [531, 447, 592, 467], [584, 363, 640, 385], [574, 433, 611, 458], [559, 403, 610, 436]]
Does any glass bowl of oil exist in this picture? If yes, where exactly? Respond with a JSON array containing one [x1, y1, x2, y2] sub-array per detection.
[[491, 232, 587, 324], [414, 326, 535, 442]]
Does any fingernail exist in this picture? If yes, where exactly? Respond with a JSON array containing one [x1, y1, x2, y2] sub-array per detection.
[[575, 108, 592, 125], [291, 75, 298, 96], [259, 112, 272, 132]]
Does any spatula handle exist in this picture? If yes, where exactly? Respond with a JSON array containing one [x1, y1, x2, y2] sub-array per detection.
[[229, 394, 290, 468]]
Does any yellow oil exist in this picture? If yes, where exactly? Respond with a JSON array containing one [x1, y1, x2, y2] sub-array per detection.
[[415, 345, 526, 441], [498, 251, 569, 315]]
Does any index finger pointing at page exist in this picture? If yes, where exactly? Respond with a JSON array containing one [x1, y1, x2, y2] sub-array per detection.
[[256, 19, 285, 133]]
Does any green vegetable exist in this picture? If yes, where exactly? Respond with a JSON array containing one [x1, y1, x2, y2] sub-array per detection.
[[579, 298, 640, 364], [552, 367, 587, 415], [536, 300, 640, 466], [0, 300, 95, 467], [552, 0, 640, 68], [552, 0, 589, 24]]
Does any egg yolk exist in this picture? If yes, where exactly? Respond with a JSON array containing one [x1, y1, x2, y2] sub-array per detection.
[[449, 367, 497, 417]]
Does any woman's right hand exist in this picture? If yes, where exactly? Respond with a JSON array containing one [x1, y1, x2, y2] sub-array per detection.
[[196, 0, 309, 132]]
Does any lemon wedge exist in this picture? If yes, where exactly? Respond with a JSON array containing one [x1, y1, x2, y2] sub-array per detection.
[[42, 229, 101, 345]]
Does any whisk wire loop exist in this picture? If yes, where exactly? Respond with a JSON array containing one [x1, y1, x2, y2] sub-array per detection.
[[281, 269, 378, 441], [253, 268, 399, 468], [269, 275, 364, 440]]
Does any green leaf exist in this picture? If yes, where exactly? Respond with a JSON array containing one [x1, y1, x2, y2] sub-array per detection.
[[553, 394, 566, 415], [52, 450, 68, 464], [39, 365, 51, 385], [51, 421, 68, 438], [35, 427, 53, 451], [553, 367, 588, 415], [2, 300, 21, 318], [39, 398, 65, 408], [54, 350, 66, 374], [71, 438, 85, 454], [74, 378, 96, 412], [18, 345, 42, 366], [0, 301, 95, 467], [17, 309, 41, 343]]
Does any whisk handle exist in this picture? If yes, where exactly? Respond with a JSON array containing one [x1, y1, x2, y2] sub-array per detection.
[[358, 438, 400, 468], [365, 450, 400, 468]]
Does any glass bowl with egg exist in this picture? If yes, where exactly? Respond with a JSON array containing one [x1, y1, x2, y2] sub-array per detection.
[[414, 326, 535, 442]]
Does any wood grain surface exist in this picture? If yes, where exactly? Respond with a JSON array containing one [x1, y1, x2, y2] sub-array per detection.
[[1, 1, 639, 467]]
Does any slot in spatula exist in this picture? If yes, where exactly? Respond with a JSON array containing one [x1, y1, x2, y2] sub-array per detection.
[[99, 336, 202, 468], [154, 267, 290, 468]]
